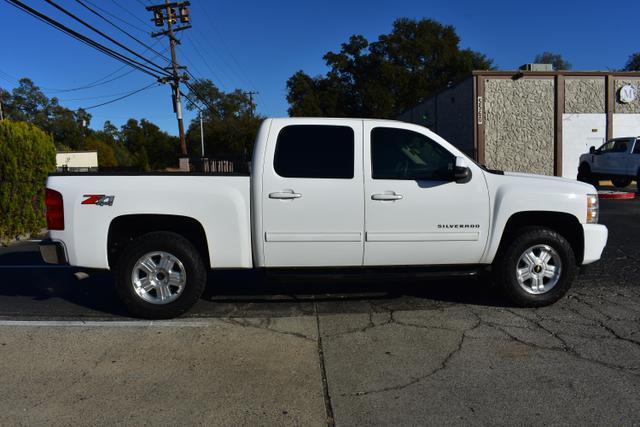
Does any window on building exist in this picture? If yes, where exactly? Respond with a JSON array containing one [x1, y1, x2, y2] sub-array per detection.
[[371, 127, 454, 180], [274, 125, 354, 179]]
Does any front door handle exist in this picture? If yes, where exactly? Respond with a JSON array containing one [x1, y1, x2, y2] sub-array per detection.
[[371, 192, 403, 201], [269, 190, 302, 200]]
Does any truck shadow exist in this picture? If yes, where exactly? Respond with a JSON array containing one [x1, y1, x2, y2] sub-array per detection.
[[0, 247, 506, 318]]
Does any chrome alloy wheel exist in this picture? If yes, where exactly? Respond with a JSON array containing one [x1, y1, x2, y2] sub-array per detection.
[[515, 244, 562, 295], [131, 251, 186, 305]]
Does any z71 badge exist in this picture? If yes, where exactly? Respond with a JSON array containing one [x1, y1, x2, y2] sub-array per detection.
[[82, 194, 115, 206]]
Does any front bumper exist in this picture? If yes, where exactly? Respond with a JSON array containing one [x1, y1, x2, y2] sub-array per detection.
[[39, 239, 68, 265], [582, 224, 608, 265]]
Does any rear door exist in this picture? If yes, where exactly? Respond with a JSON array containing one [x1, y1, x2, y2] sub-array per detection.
[[261, 120, 364, 267], [363, 123, 490, 266], [629, 139, 640, 176]]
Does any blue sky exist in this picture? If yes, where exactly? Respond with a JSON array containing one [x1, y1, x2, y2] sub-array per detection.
[[1, 0, 638, 135]]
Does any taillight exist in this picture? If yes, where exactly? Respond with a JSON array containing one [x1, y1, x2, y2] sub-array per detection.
[[45, 189, 64, 230]]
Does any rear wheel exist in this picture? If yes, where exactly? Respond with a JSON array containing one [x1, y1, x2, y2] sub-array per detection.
[[612, 177, 632, 188], [115, 231, 207, 319], [494, 227, 577, 307]]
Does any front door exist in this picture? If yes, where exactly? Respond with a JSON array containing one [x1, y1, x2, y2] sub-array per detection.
[[262, 120, 364, 267], [363, 123, 490, 266], [592, 139, 615, 174]]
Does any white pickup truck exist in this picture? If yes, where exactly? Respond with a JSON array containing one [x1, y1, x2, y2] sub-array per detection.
[[41, 118, 608, 318], [578, 137, 640, 188]]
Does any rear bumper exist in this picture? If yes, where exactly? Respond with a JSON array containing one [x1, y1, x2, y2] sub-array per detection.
[[39, 239, 68, 265], [582, 224, 608, 265]]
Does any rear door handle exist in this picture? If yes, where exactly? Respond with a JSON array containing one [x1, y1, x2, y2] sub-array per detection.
[[371, 192, 403, 201], [269, 190, 302, 200]]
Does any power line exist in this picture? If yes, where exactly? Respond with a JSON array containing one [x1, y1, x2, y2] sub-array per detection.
[[5, 0, 169, 79], [43, 0, 170, 76], [183, 33, 227, 90], [192, 0, 273, 114], [111, 0, 155, 30], [59, 85, 162, 102], [47, 46, 170, 93], [82, 82, 159, 110], [82, 0, 149, 34], [74, 0, 171, 65]]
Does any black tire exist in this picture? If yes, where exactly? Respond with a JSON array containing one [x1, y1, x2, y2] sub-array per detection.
[[577, 163, 595, 185], [115, 231, 207, 319], [493, 227, 577, 307], [612, 177, 632, 188]]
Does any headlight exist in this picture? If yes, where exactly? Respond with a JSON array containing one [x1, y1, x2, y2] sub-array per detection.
[[587, 194, 599, 224]]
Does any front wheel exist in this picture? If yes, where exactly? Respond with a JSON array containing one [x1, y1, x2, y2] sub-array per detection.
[[577, 164, 595, 185], [115, 231, 207, 319], [493, 227, 577, 307]]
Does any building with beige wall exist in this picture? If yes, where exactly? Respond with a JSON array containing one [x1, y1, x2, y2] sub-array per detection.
[[398, 70, 640, 178], [56, 151, 98, 172]]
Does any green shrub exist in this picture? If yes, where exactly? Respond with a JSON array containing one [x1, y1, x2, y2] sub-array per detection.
[[0, 120, 56, 240]]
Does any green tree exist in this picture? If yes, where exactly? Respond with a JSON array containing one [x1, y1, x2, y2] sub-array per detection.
[[2, 78, 91, 150], [121, 118, 180, 170], [85, 135, 118, 167], [185, 79, 263, 158], [0, 120, 56, 240], [623, 53, 640, 71], [286, 18, 493, 118], [533, 52, 571, 70]]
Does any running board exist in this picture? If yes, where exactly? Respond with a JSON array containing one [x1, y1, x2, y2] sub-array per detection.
[[264, 265, 487, 282]]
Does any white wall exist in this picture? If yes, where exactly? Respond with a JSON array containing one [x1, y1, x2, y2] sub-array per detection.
[[613, 114, 640, 138], [56, 151, 98, 169], [562, 114, 606, 179]]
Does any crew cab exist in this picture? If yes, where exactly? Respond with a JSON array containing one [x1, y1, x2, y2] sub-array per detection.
[[41, 118, 608, 318], [578, 137, 640, 188]]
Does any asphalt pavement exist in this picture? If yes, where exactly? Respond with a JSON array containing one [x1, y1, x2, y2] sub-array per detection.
[[1, 198, 639, 425]]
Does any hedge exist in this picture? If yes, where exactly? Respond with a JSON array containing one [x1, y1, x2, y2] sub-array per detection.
[[0, 120, 56, 241]]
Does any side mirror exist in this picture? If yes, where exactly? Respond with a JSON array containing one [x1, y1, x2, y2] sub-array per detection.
[[589, 146, 596, 154], [454, 157, 471, 183]]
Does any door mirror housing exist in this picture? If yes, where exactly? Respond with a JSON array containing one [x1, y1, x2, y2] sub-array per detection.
[[454, 157, 472, 183], [589, 146, 596, 154]]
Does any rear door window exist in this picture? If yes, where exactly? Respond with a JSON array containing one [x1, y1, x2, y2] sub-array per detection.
[[613, 139, 631, 153], [274, 125, 354, 179]]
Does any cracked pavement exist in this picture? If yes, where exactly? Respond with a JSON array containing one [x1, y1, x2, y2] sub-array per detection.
[[0, 198, 639, 425]]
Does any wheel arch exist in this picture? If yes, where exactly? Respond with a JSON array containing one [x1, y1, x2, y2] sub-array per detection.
[[495, 211, 584, 265], [107, 214, 211, 269]]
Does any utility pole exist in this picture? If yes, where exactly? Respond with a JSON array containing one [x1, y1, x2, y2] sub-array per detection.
[[147, 1, 191, 156], [0, 88, 4, 121], [244, 91, 259, 118], [199, 110, 204, 158]]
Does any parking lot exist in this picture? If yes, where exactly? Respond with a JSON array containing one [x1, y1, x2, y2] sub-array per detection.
[[1, 198, 639, 425]]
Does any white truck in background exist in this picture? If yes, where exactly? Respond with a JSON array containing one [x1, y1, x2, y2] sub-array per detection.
[[578, 136, 640, 189], [41, 118, 608, 318]]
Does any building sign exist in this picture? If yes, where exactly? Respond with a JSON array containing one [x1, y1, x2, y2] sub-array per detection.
[[618, 84, 637, 104], [477, 96, 483, 125]]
